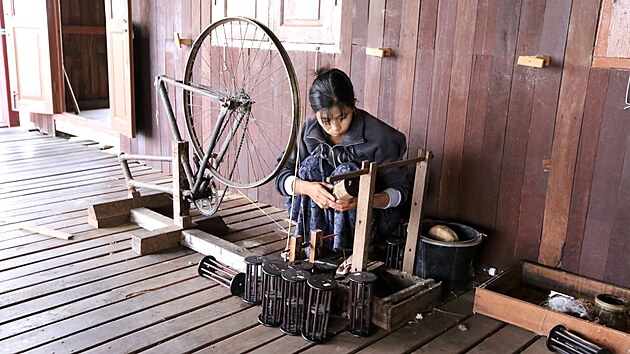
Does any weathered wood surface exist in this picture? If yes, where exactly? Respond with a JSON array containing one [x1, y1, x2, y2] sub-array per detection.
[[0, 128, 549, 352]]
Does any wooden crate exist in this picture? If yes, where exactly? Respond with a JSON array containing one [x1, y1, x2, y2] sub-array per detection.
[[338, 265, 442, 331], [474, 261, 630, 353]]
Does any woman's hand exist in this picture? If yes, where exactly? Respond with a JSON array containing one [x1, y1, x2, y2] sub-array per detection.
[[329, 197, 357, 212], [329, 191, 388, 211], [294, 179, 336, 209]]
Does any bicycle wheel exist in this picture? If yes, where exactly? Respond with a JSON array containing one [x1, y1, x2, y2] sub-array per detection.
[[183, 17, 300, 189]]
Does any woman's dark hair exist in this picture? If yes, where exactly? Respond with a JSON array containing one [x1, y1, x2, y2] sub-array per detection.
[[308, 67, 355, 113]]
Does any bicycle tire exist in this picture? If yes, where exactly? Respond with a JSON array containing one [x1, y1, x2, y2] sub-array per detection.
[[182, 17, 300, 189]]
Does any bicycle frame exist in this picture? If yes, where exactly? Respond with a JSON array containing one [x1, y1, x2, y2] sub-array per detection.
[[119, 75, 252, 206]]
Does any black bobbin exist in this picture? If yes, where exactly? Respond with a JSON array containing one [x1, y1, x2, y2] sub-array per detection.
[[197, 255, 245, 295], [243, 255, 267, 305], [289, 260, 314, 273], [547, 325, 612, 354], [280, 268, 310, 335], [302, 275, 337, 343], [346, 271, 377, 337], [385, 238, 405, 270], [258, 260, 288, 327]]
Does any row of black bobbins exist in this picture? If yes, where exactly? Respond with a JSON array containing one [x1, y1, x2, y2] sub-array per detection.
[[242, 255, 377, 343]]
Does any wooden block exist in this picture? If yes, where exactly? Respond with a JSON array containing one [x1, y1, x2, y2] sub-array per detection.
[[87, 193, 173, 228], [308, 229, 323, 263], [132, 224, 182, 255], [517, 55, 550, 68], [366, 47, 392, 57], [288, 235, 303, 262], [181, 229, 255, 272]]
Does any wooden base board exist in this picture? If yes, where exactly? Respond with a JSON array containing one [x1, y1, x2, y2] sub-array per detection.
[[181, 229, 255, 272]]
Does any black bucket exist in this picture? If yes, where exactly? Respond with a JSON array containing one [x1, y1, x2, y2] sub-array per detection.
[[414, 220, 484, 293]]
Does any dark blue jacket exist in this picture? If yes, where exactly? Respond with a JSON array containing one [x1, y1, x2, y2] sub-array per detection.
[[275, 109, 410, 203]]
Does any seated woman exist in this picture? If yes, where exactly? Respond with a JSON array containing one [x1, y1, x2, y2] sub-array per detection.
[[274, 67, 410, 274]]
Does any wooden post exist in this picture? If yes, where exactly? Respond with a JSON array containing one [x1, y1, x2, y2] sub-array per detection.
[[288, 235, 303, 262], [173, 141, 191, 228], [402, 150, 431, 274], [309, 229, 323, 264], [352, 161, 377, 272]]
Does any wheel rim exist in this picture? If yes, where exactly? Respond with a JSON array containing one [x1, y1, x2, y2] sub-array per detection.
[[183, 17, 299, 189]]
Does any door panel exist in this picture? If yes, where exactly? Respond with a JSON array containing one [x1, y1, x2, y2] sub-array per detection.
[[2, 0, 62, 114], [105, 0, 135, 138]]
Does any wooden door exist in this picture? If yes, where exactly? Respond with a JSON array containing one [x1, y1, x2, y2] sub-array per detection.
[[105, 0, 135, 138], [2, 0, 63, 114]]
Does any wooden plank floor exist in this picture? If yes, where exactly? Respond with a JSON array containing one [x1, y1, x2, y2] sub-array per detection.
[[0, 127, 551, 353]]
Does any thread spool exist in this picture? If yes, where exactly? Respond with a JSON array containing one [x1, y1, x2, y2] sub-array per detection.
[[280, 268, 310, 335], [243, 255, 267, 305], [346, 271, 377, 337], [385, 238, 405, 270], [332, 177, 360, 200], [303, 275, 337, 343], [197, 255, 245, 295], [259, 260, 288, 327]]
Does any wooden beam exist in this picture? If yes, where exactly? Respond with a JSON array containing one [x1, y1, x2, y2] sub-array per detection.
[[351, 161, 377, 272], [130, 207, 173, 231], [87, 193, 173, 228], [181, 229, 255, 272], [402, 150, 432, 274]]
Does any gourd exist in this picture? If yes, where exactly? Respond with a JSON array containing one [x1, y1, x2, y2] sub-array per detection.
[[427, 225, 458, 242]]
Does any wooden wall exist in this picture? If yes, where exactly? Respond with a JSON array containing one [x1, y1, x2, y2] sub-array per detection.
[[122, 0, 630, 287]]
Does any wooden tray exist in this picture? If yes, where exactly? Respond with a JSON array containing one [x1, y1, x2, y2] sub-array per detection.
[[337, 265, 442, 331], [474, 261, 630, 353]]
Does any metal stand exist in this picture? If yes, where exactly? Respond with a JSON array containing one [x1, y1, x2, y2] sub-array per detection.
[[346, 271, 377, 337], [197, 255, 245, 295], [280, 269, 310, 335], [259, 261, 289, 327], [243, 255, 267, 305], [303, 275, 337, 343]]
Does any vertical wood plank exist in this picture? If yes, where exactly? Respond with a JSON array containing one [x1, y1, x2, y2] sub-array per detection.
[[473, 0, 521, 253], [392, 0, 420, 144], [335, 0, 354, 73], [539, 0, 601, 267], [362, 0, 386, 116], [514, 0, 571, 262], [424, 0, 458, 216], [437, 0, 478, 218], [458, 54, 492, 223], [491, 0, 543, 268], [578, 70, 630, 279], [562, 68, 609, 273], [407, 0, 438, 157], [377, 0, 401, 127], [604, 134, 630, 288]]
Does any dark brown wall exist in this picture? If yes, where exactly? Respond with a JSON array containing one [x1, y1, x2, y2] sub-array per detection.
[[122, 0, 630, 287]]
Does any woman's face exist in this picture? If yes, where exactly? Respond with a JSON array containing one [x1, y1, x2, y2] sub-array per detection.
[[316, 105, 354, 141]]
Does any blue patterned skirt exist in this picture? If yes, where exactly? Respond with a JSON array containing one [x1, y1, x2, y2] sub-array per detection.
[[285, 155, 400, 253]]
